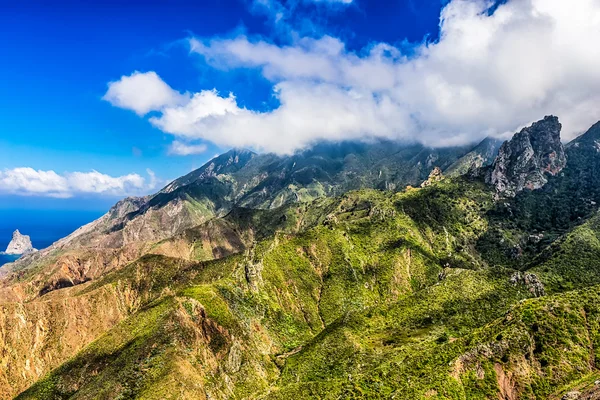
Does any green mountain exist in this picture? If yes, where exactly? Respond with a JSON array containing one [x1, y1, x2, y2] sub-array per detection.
[[0, 141, 472, 299], [142, 140, 475, 223], [6, 117, 600, 399], [445, 137, 503, 177]]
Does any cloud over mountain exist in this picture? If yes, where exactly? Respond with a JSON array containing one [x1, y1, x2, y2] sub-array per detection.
[[168, 141, 209, 156], [104, 0, 600, 154]]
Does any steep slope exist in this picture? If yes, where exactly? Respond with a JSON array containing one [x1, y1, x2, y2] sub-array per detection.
[[445, 137, 503, 177], [0, 201, 328, 398], [527, 211, 600, 293], [0, 141, 470, 301], [18, 170, 590, 400], [14, 180, 497, 400], [9, 116, 600, 399], [487, 116, 566, 197], [22, 178, 594, 400], [264, 275, 600, 400]]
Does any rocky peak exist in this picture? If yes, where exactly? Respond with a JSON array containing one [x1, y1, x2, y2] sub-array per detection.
[[107, 196, 149, 220], [4, 230, 37, 255], [421, 167, 444, 187], [487, 116, 566, 197]]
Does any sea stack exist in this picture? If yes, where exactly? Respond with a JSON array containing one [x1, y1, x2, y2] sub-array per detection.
[[4, 230, 37, 255]]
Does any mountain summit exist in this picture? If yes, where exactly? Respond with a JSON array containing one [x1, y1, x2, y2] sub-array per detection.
[[487, 116, 567, 197]]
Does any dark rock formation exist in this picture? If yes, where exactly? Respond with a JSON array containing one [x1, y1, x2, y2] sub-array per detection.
[[487, 116, 567, 197]]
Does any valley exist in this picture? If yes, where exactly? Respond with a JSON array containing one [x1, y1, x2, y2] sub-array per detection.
[[3, 117, 600, 399]]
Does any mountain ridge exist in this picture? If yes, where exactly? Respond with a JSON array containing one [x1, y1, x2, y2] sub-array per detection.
[[4, 116, 600, 399]]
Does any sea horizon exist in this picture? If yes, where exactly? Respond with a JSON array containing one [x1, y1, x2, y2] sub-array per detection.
[[0, 209, 103, 268]]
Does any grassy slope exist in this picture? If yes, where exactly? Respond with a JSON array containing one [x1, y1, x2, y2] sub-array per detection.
[[268, 279, 600, 400], [266, 268, 530, 399], [18, 180, 499, 399], [17, 177, 600, 399], [530, 212, 600, 293]]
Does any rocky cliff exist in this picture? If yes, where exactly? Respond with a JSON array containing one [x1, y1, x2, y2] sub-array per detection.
[[420, 166, 444, 187], [4, 230, 36, 255], [487, 116, 567, 197]]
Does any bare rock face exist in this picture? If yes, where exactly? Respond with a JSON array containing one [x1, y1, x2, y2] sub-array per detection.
[[487, 116, 567, 197], [510, 271, 545, 297], [562, 391, 581, 400], [421, 167, 444, 188], [4, 230, 37, 255]]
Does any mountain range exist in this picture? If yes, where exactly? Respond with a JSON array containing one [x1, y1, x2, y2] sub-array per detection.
[[3, 117, 600, 399]]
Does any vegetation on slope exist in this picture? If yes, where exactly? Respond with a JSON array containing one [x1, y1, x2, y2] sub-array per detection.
[[477, 121, 600, 269], [16, 179, 514, 399], [13, 120, 600, 399]]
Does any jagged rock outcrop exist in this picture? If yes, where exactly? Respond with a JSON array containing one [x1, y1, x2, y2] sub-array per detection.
[[4, 230, 36, 255], [421, 167, 444, 187], [487, 116, 567, 197], [510, 271, 545, 297]]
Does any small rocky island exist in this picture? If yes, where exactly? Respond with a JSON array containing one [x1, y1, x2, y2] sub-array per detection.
[[3, 229, 37, 255]]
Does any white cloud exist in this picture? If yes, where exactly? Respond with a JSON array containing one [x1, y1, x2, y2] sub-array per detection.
[[0, 168, 70, 198], [102, 71, 188, 116], [0, 168, 159, 198], [150, 82, 409, 153], [189, 35, 401, 93], [105, 0, 600, 153], [150, 90, 241, 137], [168, 141, 209, 156]]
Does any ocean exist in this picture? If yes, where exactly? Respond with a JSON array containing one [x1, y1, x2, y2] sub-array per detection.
[[0, 209, 104, 268]]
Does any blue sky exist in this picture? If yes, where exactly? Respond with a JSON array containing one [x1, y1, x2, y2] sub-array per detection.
[[0, 0, 444, 209], [1, 0, 600, 211]]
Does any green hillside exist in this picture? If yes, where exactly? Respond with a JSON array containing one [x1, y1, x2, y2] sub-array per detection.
[[7, 118, 600, 399]]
